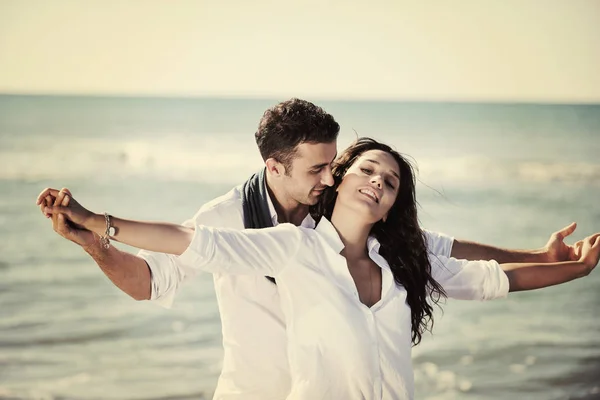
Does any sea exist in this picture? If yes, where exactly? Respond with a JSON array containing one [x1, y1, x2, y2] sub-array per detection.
[[0, 94, 599, 400]]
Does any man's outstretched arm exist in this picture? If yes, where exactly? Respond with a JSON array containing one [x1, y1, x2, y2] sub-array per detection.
[[451, 223, 579, 264], [38, 187, 152, 301], [503, 233, 600, 292], [83, 237, 152, 301]]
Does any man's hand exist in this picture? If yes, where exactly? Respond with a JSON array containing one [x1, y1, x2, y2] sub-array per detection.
[[543, 222, 580, 262], [36, 187, 97, 248]]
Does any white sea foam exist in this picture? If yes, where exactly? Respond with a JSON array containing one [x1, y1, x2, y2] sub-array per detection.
[[4, 135, 263, 183], [5, 138, 598, 187], [416, 156, 600, 185]]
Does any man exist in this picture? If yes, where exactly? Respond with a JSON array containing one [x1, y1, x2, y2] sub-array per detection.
[[39, 98, 582, 400]]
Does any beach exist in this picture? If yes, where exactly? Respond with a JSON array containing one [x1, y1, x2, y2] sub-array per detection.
[[1, 95, 599, 399]]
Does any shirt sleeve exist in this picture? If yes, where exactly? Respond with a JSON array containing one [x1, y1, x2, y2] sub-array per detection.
[[177, 223, 304, 277], [138, 205, 234, 309], [429, 254, 510, 300], [423, 229, 454, 258]]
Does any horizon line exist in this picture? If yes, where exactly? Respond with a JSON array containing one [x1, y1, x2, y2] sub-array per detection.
[[1, 91, 599, 107]]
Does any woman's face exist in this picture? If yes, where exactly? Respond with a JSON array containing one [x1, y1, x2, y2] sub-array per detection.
[[336, 149, 401, 224]]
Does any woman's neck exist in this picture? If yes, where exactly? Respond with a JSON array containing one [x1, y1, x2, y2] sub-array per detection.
[[330, 206, 372, 259]]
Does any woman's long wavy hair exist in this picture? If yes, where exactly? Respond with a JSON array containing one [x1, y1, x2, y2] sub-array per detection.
[[311, 137, 446, 345]]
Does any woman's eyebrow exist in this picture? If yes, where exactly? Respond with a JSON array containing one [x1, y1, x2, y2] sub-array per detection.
[[364, 159, 400, 180]]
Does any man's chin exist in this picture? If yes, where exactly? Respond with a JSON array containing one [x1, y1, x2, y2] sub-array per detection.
[[306, 192, 324, 205]]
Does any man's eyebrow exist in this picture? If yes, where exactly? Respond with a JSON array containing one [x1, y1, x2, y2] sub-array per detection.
[[309, 153, 337, 169], [309, 162, 329, 169], [364, 159, 400, 180]]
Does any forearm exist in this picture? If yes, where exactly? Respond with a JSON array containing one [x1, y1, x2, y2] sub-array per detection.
[[83, 235, 152, 301], [502, 261, 591, 292], [86, 213, 193, 256], [451, 239, 547, 263]]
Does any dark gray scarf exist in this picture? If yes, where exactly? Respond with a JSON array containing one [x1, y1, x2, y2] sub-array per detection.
[[241, 168, 273, 230], [241, 168, 276, 283]]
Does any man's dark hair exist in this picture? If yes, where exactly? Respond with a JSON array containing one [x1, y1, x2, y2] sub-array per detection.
[[255, 98, 340, 173]]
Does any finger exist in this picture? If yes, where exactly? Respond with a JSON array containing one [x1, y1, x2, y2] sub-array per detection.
[[44, 195, 55, 218], [61, 194, 70, 207], [44, 205, 70, 216], [555, 222, 577, 240], [45, 195, 54, 208], [575, 241, 584, 254], [44, 206, 59, 215], [588, 233, 600, 242], [54, 188, 68, 207], [36, 188, 60, 205], [40, 196, 50, 216]]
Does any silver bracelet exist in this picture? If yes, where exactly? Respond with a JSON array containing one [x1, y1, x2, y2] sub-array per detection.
[[99, 212, 113, 249]]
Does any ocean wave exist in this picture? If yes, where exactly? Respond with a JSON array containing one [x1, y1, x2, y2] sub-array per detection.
[[4, 138, 600, 185], [417, 156, 600, 185], [3, 135, 262, 184]]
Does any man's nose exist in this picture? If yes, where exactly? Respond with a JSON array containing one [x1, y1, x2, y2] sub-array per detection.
[[322, 167, 334, 187]]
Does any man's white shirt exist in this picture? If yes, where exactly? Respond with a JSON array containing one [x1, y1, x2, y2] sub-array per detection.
[[138, 186, 505, 399]]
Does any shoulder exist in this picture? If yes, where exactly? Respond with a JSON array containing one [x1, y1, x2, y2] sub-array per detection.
[[191, 185, 244, 228], [422, 228, 454, 257], [198, 185, 243, 212], [267, 224, 316, 248]]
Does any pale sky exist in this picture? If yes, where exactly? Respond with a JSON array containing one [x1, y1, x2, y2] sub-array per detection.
[[1, 0, 599, 102]]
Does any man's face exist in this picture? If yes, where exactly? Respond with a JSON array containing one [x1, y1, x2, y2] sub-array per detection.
[[281, 141, 338, 206]]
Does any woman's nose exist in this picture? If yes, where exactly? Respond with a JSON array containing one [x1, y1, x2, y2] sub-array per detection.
[[371, 176, 382, 188]]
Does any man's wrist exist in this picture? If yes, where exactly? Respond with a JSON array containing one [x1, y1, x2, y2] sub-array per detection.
[[530, 247, 550, 263], [82, 232, 106, 255], [507, 248, 548, 263]]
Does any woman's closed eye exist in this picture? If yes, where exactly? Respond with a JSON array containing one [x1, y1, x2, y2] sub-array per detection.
[[362, 167, 395, 189]]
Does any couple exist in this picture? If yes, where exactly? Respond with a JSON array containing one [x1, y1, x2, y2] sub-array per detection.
[[39, 99, 599, 399]]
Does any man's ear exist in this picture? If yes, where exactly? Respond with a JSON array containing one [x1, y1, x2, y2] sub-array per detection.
[[265, 158, 285, 177]]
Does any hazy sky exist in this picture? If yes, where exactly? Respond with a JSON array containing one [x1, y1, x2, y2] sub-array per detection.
[[1, 0, 599, 102]]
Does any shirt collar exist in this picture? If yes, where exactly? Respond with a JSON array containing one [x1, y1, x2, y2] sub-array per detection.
[[314, 217, 345, 254], [265, 181, 316, 229], [367, 236, 381, 255], [315, 217, 391, 272]]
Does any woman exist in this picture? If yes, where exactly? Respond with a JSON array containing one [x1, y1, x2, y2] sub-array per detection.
[[40, 138, 600, 399]]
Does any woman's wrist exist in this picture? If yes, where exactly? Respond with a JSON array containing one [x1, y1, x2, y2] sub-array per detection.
[[86, 212, 106, 235]]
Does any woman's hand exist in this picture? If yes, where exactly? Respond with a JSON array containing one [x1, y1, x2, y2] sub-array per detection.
[[578, 233, 600, 273], [36, 187, 100, 248], [36, 187, 96, 230]]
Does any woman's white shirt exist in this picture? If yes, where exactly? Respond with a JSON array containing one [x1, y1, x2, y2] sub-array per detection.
[[178, 218, 509, 400]]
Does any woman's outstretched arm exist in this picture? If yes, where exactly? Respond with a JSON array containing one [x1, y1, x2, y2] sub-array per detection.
[[41, 192, 194, 256], [86, 214, 193, 256], [40, 189, 303, 277]]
